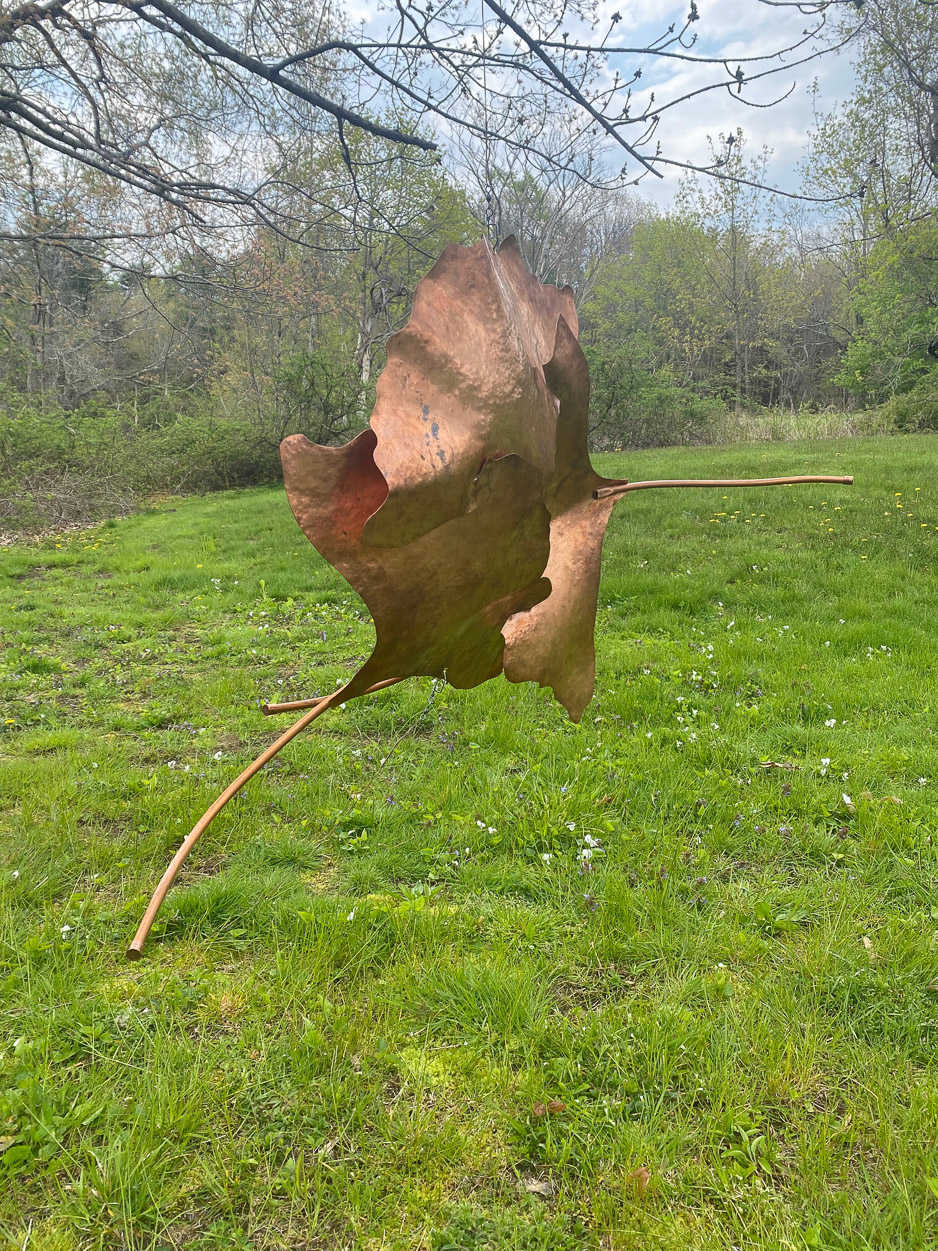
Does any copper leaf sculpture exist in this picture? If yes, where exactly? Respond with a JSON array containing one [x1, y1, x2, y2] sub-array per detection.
[[128, 236, 852, 958], [282, 236, 624, 721]]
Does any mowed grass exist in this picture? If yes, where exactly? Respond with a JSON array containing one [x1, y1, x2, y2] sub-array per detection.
[[1, 435, 937, 1251]]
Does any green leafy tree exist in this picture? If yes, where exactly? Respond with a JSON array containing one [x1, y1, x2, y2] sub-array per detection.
[[833, 219, 938, 404]]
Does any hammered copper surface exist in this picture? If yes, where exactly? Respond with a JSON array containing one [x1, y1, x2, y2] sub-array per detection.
[[280, 428, 551, 699], [129, 238, 858, 959], [501, 317, 619, 721], [361, 235, 578, 548]]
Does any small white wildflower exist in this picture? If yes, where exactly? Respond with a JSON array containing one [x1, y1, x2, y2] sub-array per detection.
[[167, 760, 177, 769], [583, 834, 599, 847], [824, 641, 831, 647], [918, 777, 928, 786], [11, 870, 19, 879], [820, 757, 830, 776], [476, 819, 486, 829], [346, 909, 356, 922], [825, 718, 836, 728], [60, 924, 72, 936], [565, 821, 576, 831], [91, 762, 98, 769], [213, 751, 224, 760], [541, 853, 552, 864]]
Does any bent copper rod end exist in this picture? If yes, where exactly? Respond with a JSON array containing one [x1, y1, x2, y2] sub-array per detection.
[[127, 677, 408, 960], [593, 474, 854, 500], [126, 697, 337, 961]]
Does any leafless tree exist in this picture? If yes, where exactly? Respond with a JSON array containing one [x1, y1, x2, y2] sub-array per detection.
[[0, 0, 863, 257]]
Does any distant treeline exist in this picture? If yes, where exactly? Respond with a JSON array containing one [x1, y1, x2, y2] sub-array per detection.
[[1, 4, 935, 531]]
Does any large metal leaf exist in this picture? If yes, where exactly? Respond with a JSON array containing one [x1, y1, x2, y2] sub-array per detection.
[[281, 237, 618, 719]]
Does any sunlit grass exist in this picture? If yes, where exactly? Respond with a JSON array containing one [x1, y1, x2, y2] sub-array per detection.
[[1, 435, 937, 1249]]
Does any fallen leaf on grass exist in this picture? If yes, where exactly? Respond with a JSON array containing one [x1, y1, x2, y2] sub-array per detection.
[[532, 1099, 567, 1117], [626, 1166, 651, 1199], [0, 1137, 16, 1155], [862, 936, 874, 956], [523, 1177, 556, 1197], [759, 760, 800, 770]]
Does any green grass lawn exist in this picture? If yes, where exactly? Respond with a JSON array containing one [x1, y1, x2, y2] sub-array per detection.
[[2, 435, 937, 1250]]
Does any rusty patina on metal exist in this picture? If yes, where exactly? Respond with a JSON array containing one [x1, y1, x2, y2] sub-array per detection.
[[281, 235, 619, 720]]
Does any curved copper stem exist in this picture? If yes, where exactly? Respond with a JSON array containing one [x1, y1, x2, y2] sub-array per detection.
[[126, 678, 403, 961], [263, 677, 405, 716], [594, 474, 853, 500]]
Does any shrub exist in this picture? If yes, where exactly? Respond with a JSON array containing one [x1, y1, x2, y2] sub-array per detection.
[[585, 351, 725, 450], [876, 374, 938, 433], [0, 388, 281, 530]]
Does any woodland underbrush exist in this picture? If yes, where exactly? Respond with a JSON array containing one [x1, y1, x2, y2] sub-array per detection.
[[2, 382, 934, 534]]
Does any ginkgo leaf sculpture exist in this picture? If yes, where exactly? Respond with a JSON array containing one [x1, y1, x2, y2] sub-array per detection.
[[128, 236, 853, 959]]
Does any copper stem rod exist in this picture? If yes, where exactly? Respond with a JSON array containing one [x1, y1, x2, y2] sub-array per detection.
[[594, 474, 854, 500], [263, 676, 404, 716], [127, 677, 404, 961]]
